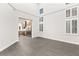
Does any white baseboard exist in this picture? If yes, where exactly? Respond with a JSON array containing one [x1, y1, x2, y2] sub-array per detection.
[[41, 36, 79, 45], [0, 39, 19, 52]]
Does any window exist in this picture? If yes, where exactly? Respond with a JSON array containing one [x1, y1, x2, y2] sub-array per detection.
[[39, 17, 43, 22], [65, 3, 70, 5], [72, 20, 77, 34], [39, 24, 43, 32], [72, 7, 77, 16], [40, 8, 43, 14], [66, 21, 70, 33], [66, 9, 70, 17]]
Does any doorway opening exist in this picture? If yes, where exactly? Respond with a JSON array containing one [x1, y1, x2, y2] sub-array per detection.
[[18, 18, 32, 39]]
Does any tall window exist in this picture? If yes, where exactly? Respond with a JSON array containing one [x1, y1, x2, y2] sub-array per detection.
[[66, 9, 70, 17], [66, 21, 70, 33], [72, 20, 77, 33], [72, 7, 77, 16], [40, 8, 43, 14], [66, 7, 78, 34], [39, 24, 43, 32], [39, 8, 43, 32], [39, 17, 43, 22]]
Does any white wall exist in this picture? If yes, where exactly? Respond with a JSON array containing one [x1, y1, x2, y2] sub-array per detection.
[[0, 3, 39, 52], [41, 4, 79, 45], [0, 4, 18, 51], [41, 10, 65, 42]]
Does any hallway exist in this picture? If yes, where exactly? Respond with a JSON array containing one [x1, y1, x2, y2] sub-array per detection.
[[0, 36, 79, 56]]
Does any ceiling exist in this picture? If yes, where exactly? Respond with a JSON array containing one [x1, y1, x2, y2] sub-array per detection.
[[40, 3, 65, 14], [11, 3, 66, 15], [11, 3, 37, 15]]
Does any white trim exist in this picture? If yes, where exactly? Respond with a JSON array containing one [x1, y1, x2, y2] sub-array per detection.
[[0, 39, 19, 52], [41, 36, 79, 45]]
